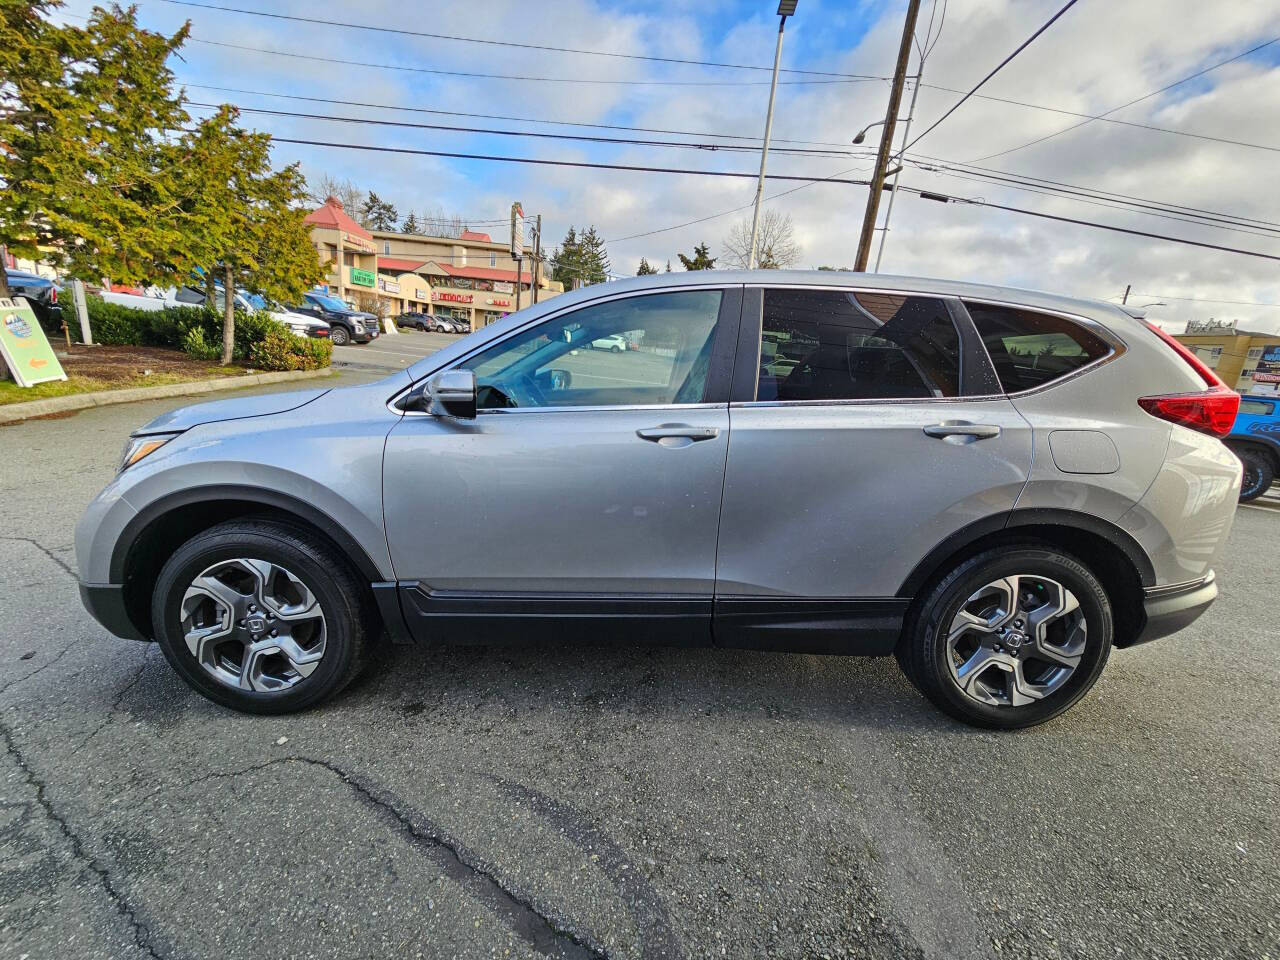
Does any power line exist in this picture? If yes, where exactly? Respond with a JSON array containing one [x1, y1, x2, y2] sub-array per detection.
[[182, 34, 881, 87], [154, 0, 885, 80], [265, 137, 875, 188], [266, 135, 1280, 264], [970, 35, 1280, 163], [905, 0, 1084, 150], [186, 102, 861, 158], [183, 83, 861, 148], [1117, 293, 1280, 309]]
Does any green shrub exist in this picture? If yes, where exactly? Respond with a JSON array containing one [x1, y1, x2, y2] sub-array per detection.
[[248, 327, 333, 371], [181, 326, 220, 362], [79, 296, 330, 371]]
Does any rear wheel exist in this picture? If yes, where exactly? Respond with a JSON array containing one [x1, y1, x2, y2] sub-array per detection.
[[1237, 448, 1274, 502], [330, 325, 350, 346], [897, 547, 1113, 729], [151, 520, 371, 714]]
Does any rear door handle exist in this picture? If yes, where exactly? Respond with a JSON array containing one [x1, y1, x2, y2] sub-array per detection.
[[637, 424, 720, 445], [923, 421, 1001, 440]]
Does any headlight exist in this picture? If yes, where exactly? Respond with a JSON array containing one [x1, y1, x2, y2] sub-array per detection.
[[353, 322, 365, 333], [119, 432, 180, 473]]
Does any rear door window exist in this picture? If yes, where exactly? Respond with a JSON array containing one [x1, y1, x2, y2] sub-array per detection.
[[757, 289, 961, 401], [964, 302, 1112, 393], [1240, 399, 1275, 415]]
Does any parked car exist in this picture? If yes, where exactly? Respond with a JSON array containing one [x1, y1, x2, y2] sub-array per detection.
[[76, 273, 1241, 728], [292, 292, 379, 346], [103, 285, 328, 340], [5, 268, 63, 335], [1225, 395, 1280, 501], [591, 333, 629, 352], [241, 292, 329, 340], [395, 312, 452, 333]]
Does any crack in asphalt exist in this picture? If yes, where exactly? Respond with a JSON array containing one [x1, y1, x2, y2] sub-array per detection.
[[139, 756, 608, 960], [0, 719, 167, 960], [0, 637, 86, 697], [66, 651, 153, 757], [0, 535, 77, 579]]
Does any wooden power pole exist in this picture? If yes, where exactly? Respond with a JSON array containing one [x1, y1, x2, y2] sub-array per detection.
[[854, 0, 922, 272]]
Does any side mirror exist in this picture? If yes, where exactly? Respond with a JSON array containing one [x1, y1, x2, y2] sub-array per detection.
[[425, 369, 477, 419]]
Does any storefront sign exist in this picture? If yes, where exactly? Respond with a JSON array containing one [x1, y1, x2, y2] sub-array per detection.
[[510, 202, 525, 258], [1253, 345, 1280, 383], [493, 281, 514, 294], [0, 298, 67, 387], [342, 231, 376, 253], [487, 297, 511, 307], [416, 288, 429, 300], [432, 291, 473, 304], [378, 278, 400, 294], [349, 267, 375, 287]]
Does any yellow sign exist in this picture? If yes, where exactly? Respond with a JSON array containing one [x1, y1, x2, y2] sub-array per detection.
[[0, 298, 67, 387]]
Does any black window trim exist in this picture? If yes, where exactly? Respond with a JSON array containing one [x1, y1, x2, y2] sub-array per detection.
[[730, 284, 997, 406], [956, 296, 1127, 398]]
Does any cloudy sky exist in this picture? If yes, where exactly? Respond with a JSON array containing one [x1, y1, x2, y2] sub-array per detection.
[[60, 0, 1280, 331]]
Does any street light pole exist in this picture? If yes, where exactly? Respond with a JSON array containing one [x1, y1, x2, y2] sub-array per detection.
[[873, 65, 923, 272], [747, 1, 797, 270], [854, 0, 921, 272]]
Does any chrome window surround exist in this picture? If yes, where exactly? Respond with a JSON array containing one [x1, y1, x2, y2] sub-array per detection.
[[389, 284, 735, 418], [733, 285, 1128, 408]]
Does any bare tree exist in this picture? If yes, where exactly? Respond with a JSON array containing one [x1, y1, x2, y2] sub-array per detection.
[[418, 206, 468, 239], [305, 173, 364, 221], [721, 210, 801, 269]]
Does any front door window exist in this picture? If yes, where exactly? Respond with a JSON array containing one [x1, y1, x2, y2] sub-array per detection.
[[462, 290, 723, 409]]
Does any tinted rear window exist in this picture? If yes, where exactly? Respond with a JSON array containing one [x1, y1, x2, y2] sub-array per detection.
[[1240, 399, 1274, 416], [965, 302, 1111, 393]]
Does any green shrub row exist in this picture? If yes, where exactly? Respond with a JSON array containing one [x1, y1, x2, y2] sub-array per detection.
[[80, 297, 331, 371]]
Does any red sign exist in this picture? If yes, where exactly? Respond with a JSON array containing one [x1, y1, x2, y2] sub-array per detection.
[[431, 291, 473, 303], [1253, 372, 1280, 383], [487, 298, 511, 307]]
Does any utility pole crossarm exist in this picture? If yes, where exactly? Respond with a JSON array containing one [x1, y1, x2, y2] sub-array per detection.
[[854, 0, 922, 273]]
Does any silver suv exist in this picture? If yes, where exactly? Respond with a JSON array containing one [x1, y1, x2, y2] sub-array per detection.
[[76, 272, 1243, 728]]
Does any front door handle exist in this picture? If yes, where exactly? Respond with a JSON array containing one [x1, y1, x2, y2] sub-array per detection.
[[637, 424, 721, 446], [923, 421, 1001, 441]]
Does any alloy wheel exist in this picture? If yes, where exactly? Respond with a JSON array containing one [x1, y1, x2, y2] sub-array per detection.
[[180, 558, 327, 693], [945, 574, 1086, 708]]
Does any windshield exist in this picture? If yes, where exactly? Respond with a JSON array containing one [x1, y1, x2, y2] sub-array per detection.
[[309, 294, 348, 312], [244, 292, 268, 310]]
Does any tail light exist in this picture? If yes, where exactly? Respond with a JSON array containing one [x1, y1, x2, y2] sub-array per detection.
[[49, 285, 57, 304], [1138, 321, 1240, 437]]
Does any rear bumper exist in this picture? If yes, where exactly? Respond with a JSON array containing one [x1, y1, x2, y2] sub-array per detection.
[[1127, 572, 1217, 647], [79, 582, 148, 642]]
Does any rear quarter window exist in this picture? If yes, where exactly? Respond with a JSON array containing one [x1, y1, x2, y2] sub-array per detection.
[[964, 302, 1112, 393], [1240, 400, 1275, 416]]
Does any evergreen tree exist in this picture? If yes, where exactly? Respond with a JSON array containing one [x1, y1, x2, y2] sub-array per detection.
[[401, 210, 419, 234], [550, 226, 579, 290], [636, 257, 658, 275], [0, 5, 192, 296], [577, 226, 611, 285], [360, 192, 398, 231], [665, 260, 673, 272], [677, 242, 717, 271]]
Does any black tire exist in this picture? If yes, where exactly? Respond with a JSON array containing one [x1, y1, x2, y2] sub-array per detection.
[[330, 324, 350, 346], [1237, 448, 1274, 502], [151, 520, 371, 714], [610, 344, 621, 353], [896, 546, 1113, 730]]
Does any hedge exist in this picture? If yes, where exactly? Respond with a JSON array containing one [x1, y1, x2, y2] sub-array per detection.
[[79, 297, 331, 371]]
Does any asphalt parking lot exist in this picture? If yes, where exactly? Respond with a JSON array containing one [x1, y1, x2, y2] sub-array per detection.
[[1, 371, 1277, 960], [332, 326, 460, 372]]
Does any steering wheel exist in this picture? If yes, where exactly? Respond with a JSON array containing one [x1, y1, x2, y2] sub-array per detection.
[[480, 373, 547, 410]]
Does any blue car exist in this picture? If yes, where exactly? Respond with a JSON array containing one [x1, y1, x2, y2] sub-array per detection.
[[1226, 395, 1280, 501]]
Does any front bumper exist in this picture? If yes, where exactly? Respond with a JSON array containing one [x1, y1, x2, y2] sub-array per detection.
[[79, 582, 148, 642], [1127, 572, 1217, 647]]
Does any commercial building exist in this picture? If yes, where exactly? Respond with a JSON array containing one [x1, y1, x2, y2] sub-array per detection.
[[305, 199, 563, 330], [1174, 322, 1280, 396]]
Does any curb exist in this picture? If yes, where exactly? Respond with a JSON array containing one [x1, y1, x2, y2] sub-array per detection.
[[0, 367, 335, 424]]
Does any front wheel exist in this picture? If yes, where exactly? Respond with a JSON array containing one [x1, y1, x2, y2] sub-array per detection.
[[151, 520, 371, 714], [1237, 448, 1274, 502], [330, 325, 350, 346], [897, 547, 1113, 729]]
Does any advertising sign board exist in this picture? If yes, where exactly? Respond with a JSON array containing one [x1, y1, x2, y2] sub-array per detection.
[[0, 298, 67, 387]]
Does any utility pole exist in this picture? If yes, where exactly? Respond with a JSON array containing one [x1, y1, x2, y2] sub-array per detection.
[[1122, 284, 1131, 304], [747, 1, 798, 269], [854, 0, 921, 272], [873, 65, 923, 273], [531, 214, 542, 305]]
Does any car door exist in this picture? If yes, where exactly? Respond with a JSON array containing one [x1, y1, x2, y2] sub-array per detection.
[[713, 285, 1033, 653], [383, 285, 742, 646]]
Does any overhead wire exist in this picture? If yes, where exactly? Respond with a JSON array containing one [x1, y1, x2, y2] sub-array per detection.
[[904, 0, 1084, 150], [970, 35, 1280, 163]]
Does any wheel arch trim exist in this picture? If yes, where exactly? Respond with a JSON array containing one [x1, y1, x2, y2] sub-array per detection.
[[896, 507, 1157, 599], [110, 484, 384, 584]]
